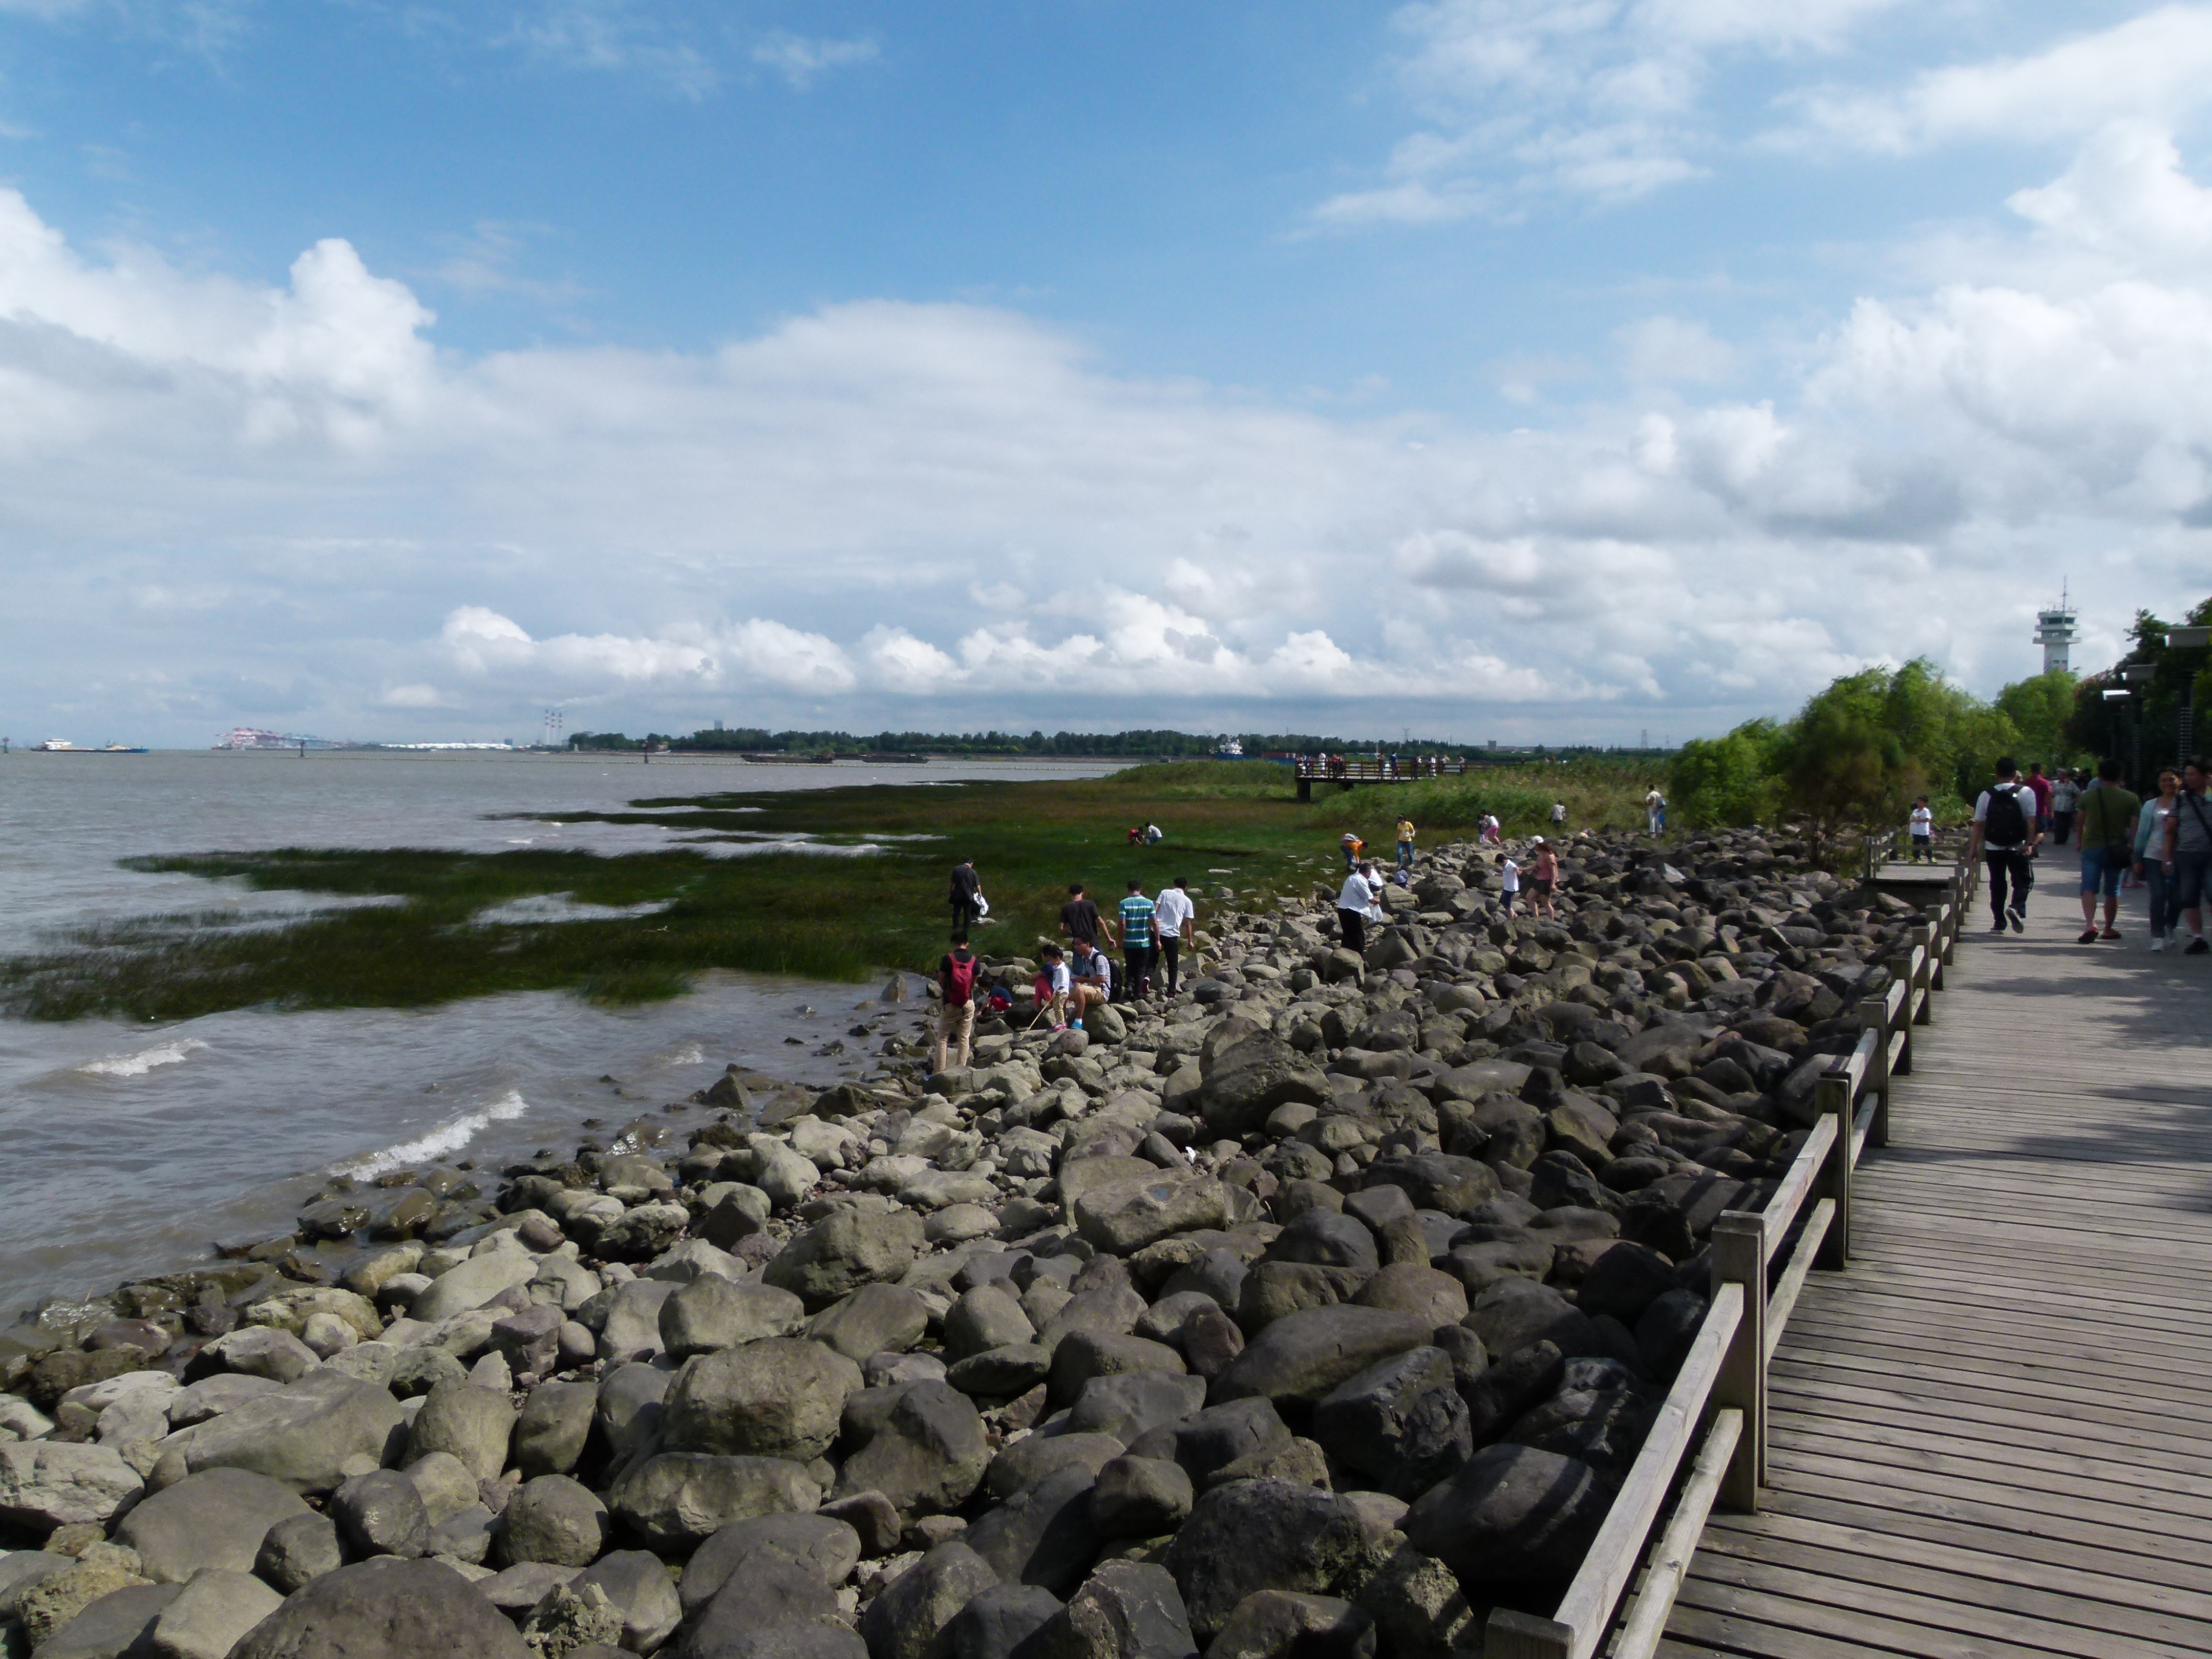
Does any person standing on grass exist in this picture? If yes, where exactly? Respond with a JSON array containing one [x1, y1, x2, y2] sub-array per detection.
[[1396, 815, 1417, 871], [2136, 770, 2182, 950], [1118, 879, 1157, 1001], [2072, 757, 2139, 943], [1153, 877, 1195, 996], [2026, 763, 2055, 857], [1969, 757, 2041, 934], [1550, 800, 1567, 832], [2050, 768, 2080, 849], [934, 932, 980, 1073], [1336, 860, 1381, 957], [949, 857, 983, 933], [2165, 759, 2212, 955]]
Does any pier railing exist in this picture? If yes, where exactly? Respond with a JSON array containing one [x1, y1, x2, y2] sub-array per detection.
[[1486, 854, 1972, 1659]]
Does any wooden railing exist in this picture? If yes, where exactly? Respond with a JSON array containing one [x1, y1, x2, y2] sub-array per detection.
[[1486, 855, 1974, 1659]]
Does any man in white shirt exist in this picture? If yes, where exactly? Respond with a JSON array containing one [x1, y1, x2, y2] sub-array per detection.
[[1645, 788, 1665, 836], [2049, 771, 2080, 848], [1336, 861, 1382, 956], [1153, 877, 1196, 997], [1500, 856, 1521, 915]]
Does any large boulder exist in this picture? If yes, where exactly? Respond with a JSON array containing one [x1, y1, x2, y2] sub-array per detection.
[[1309, 1348, 1471, 1501], [1205, 1590, 1373, 1659], [1200, 1037, 1331, 1138], [1399, 1444, 1610, 1592], [571, 1550, 684, 1655], [809, 1285, 930, 1363], [1030, 1562, 1198, 1659], [409, 1250, 540, 1325], [497, 1474, 611, 1567], [1461, 1280, 1597, 1363], [1211, 1307, 1433, 1420], [949, 1583, 1065, 1659], [859, 1541, 1001, 1659], [664, 1339, 862, 1462], [1074, 1178, 1234, 1258], [1160, 1479, 1368, 1639], [330, 1469, 432, 1560], [609, 1453, 822, 1550], [229, 1559, 534, 1658], [1359, 1157, 1497, 1219], [515, 1380, 598, 1479], [680, 1514, 865, 1617], [407, 1377, 518, 1481], [1125, 1399, 1292, 1487], [182, 1371, 406, 1495], [0, 1440, 144, 1532], [764, 1208, 926, 1312], [148, 1567, 285, 1659], [118, 1467, 310, 1582], [683, 1549, 865, 1659], [662, 1278, 809, 1360], [833, 1380, 990, 1516], [963, 1463, 1103, 1599]]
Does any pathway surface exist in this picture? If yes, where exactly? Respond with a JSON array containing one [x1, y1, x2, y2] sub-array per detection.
[[1657, 871, 2212, 1658]]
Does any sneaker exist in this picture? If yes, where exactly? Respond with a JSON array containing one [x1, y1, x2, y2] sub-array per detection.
[[2078, 928, 2101, 944], [1991, 921, 2009, 933], [2152, 936, 2165, 952], [2189, 938, 2209, 956], [2009, 907, 2026, 933]]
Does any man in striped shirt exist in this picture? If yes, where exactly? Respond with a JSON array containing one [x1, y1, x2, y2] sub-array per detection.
[[1118, 879, 1156, 1001]]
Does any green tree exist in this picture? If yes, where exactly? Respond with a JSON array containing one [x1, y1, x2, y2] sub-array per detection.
[[1669, 720, 1784, 827], [1995, 669, 2077, 765], [1772, 670, 1929, 863]]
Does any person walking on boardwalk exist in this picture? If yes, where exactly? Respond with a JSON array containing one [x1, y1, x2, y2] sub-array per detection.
[[1153, 876, 1194, 996], [1117, 879, 1157, 1001], [2165, 759, 2212, 954], [1969, 757, 2041, 933], [2026, 762, 2055, 856], [948, 857, 983, 933], [2136, 769, 2182, 950], [934, 932, 980, 1073], [1395, 815, 1417, 871], [1336, 860, 1382, 958], [2073, 757, 2139, 944], [2050, 767, 2080, 849]]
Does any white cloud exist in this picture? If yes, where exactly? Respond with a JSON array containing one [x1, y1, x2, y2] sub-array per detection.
[[752, 30, 881, 91], [3, 136, 2211, 743], [1782, 6, 2212, 155]]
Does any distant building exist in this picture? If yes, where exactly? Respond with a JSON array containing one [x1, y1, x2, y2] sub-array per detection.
[[2034, 591, 2079, 675]]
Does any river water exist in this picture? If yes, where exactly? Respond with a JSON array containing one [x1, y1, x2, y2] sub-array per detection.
[[0, 749, 1121, 1321]]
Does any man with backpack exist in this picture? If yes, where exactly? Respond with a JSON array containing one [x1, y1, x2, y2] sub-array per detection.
[[1969, 758, 2042, 933], [934, 932, 981, 1074], [2073, 757, 2140, 943]]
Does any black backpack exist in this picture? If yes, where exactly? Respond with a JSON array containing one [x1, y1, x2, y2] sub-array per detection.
[[1983, 784, 2029, 846]]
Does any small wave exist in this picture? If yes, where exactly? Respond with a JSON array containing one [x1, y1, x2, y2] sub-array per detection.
[[339, 1089, 529, 1179], [656, 1044, 705, 1068], [79, 1037, 209, 1079], [472, 894, 675, 925]]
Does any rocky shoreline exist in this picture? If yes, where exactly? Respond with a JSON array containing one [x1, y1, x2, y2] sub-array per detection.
[[0, 827, 1937, 1659]]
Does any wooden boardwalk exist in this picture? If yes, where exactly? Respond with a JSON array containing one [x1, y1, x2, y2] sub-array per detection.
[[1658, 876, 2212, 1657]]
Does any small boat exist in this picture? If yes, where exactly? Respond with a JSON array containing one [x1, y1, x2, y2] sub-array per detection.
[[1214, 738, 1246, 759]]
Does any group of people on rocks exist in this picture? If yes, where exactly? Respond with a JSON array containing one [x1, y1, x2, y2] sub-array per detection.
[[1968, 755, 2212, 952]]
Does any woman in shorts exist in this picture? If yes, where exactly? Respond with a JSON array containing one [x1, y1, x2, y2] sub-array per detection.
[[1531, 840, 1560, 919]]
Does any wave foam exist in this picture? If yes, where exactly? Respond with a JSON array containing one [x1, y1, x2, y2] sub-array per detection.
[[79, 1037, 209, 1078], [339, 1089, 529, 1179]]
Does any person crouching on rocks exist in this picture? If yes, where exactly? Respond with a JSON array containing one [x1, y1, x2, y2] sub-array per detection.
[[935, 931, 980, 1073], [1336, 859, 1382, 956], [1067, 938, 1113, 1028]]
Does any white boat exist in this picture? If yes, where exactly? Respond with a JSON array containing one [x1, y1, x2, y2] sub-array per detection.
[[1214, 738, 1245, 759], [33, 738, 79, 752]]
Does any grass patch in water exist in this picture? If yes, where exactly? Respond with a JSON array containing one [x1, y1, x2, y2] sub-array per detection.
[[1, 759, 1660, 1023]]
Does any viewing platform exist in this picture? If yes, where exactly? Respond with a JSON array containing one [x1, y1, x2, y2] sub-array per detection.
[[1292, 757, 1476, 800]]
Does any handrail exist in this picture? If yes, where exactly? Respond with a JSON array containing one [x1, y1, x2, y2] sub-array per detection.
[[1481, 852, 1971, 1659]]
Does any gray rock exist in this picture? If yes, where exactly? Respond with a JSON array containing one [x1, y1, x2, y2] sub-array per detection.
[[1461, 1280, 1597, 1364], [598, 1203, 692, 1264], [405, 1451, 482, 1526], [147, 1567, 285, 1659], [764, 1209, 927, 1312], [515, 1380, 598, 1479], [949, 1583, 1064, 1659], [29, 1582, 181, 1659], [480, 1561, 583, 1614], [1170, 1305, 1243, 1383], [407, 1376, 518, 1482], [948, 1347, 1053, 1399], [1159, 1480, 1367, 1639], [1203, 1591, 1372, 1659], [661, 1278, 808, 1360], [985, 1433, 1124, 1502], [597, 1363, 673, 1466], [1073, 1179, 1233, 1258], [411, 1249, 540, 1325], [199, 1328, 322, 1385], [332, 1469, 432, 1559], [859, 1541, 1001, 1659], [608, 1454, 821, 1550], [1047, 1333, 1184, 1409], [1359, 1156, 1498, 1219], [1211, 1307, 1433, 1419], [1269, 1213, 1378, 1275], [520, 1580, 625, 1655], [834, 1380, 989, 1517], [1348, 1545, 1475, 1659], [229, 1559, 534, 1658], [166, 1373, 285, 1429], [1575, 1242, 1678, 1326], [571, 1550, 683, 1655], [810, 1285, 929, 1363], [1088, 1457, 1192, 1539], [183, 1371, 406, 1495], [116, 1466, 311, 1583], [944, 1287, 1036, 1362], [491, 1303, 564, 1377], [254, 1511, 343, 1594], [1030, 1562, 1196, 1659], [1399, 1443, 1610, 1591], [664, 1339, 861, 1462], [426, 1504, 496, 1566], [1309, 1347, 1470, 1501], [496, 1474, 610, 1567], [682, 1513, 864, 1615], [0, 1440, 144, 1531], [684, 1550, 860, 1659], [1123, 1399, 1290, 1486], [0, 1550, 71, 1614], [388, 1348, 469, 1398], [1199, 1037, 1331, 1138], [821, 1491, 902, 1557], [963, 1463, 1102, 1598], [1065, 1373, 1205, 1448], [598, 1279, 678, 1362], [1349, 1265, 1465, 1327]]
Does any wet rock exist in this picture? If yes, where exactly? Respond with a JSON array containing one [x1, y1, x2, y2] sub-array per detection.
[[229, 1558, 535, 1658]]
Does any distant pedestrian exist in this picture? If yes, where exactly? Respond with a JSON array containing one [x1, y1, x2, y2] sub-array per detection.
[[1067, 938, 1112, 1026], [948, 857, 982, 932], [2026, 763, 2054, 856], [1034, 944, 1070, 1030], [1970, 757, 2041, 934], [1153, 877, 1195, 996], [1395, 816, 1417, 870], [1500, 854, 1521, 915], [2073, 757, 2138, 943], [2050, 768, 2080, 848], [2167, 759, 2212, 955], [1480, 813, 1502, 846], [1059, 883, 1113, 951], [1908, 797, 1934, 863], [1340, 832, 1365, 870], [2136, 770, 2181, 949], [1550, 801, 1567, 831], [1118, 879, 1156, 1001], [1645, 786, 1665, 836], [934, 932, 980, 1073], [1531, 839, 1560, 920], [1336, 860, 1381, 956]]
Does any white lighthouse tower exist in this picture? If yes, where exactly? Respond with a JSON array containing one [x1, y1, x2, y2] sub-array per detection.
[[2034, 584, 2079, 675]]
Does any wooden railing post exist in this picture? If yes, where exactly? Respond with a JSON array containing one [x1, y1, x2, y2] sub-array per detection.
[[1815, 1069, 1852, 1267], [1909, 923, 1933, 1026], [1858, 992, 1892, 1151], [1710, 1213, 1767, 1502], [1485, 1610, 1572, 1659]]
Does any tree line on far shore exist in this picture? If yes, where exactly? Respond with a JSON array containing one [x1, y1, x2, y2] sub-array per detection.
[[1670, 595, 2212, 855], [563, 726, 1672, 760]]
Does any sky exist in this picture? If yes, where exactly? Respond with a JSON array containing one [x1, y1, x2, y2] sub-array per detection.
[[2, 1, 2210, 748]]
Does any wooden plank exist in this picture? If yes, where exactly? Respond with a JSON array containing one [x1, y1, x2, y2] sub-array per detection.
[[1613, 1410, 1743, 1659]]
